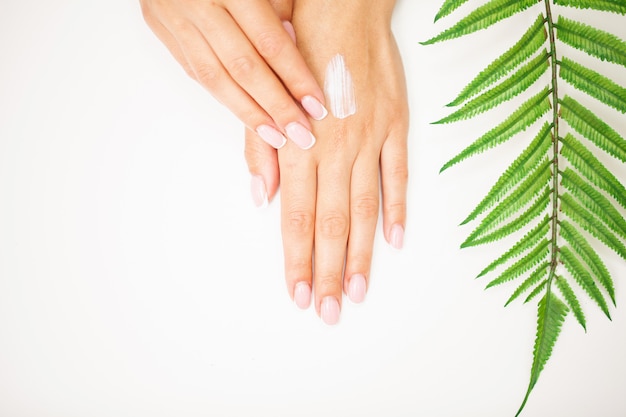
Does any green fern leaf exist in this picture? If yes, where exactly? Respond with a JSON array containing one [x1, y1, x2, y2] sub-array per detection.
[[441, 88, 551, 172], [516, 291, 568, 417], [435, 51, 550, 124], [478, 215, 551, 278], [524, 279, 548, 304], [560, 57, 626, 114], [560, 220, 616, 305], [463, 123, 552, 225], [505, 262, 549, 306], [447, 15, 548, 106], [486, 239, 550, 288], [561, 169, 626, 239], [463, 186, 551, 248], [554, 275, 586, 330], [434, 0, 471, 22], [561, 193, 626, 260], [554, 0, 626, 15], [560, 133, 626, 209], [464, 159, 551, 243], [421, 0, 539, 45], [560, 246, 611, 319], [557, 16, 626, 67], [560, 96, 626, 162]]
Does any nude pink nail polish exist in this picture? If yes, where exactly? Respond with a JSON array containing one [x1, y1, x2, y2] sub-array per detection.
[[285, 122, 316, 150], [390, 223, 404, 250], [302, 96, 328, 121], [321, 297, 340, 325], [282, 21, 296, 44], [294, 282, 311, 310], [348, 274, 367, 304], [250, 175, 268, 208], [256, 125, 287, 149]]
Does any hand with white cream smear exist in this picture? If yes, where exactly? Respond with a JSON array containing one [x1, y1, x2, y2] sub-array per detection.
[[245, 0, 409, 325], [140, 0, 327, 150]]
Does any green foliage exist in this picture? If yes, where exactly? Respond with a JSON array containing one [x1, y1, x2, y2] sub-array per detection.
[[424, 1, 626, 415]]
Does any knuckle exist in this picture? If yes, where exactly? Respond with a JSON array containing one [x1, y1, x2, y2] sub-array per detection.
[[255, 30, 285, 58], [318, 212, 349, 239], [388, 162, 409, 182], [227, 55, 256, 79], [285, 210, 314, 235], [385, 201, 407, 216], [194, 63, 220, 87], [352, 195, 379, 219], [315, 273, 342, 294]]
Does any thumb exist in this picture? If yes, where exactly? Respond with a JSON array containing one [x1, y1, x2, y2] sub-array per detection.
[[244, 128, 280, 208]]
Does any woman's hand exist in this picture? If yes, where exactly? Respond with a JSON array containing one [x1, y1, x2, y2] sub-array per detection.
[[140, 0, 327, 150], [246, 0, 409, 324]]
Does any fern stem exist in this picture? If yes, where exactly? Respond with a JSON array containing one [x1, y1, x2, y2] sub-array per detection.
[[545, 1, 560, 279]]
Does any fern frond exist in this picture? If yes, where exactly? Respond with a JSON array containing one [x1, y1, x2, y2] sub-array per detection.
[[447, 15, 548, 107], [516, 291, 568, 417], [560, 96, 626, 162], [435, 51, 550, 124], [556, 17, 626, 67], [478, 215, 551, 278], [505, 262, 549, 306], [561, 193, 626, 260], [560, 220, 616, 305], [421, 0, 539, 45], [463, 186, 551, 248], [486, 239, 550, 288], [441, 88, 551, 172], [463, 123, 552, 225], [560, 57, 626, 114], [434, 0, 471, 22], [554, 0, 626, 16], [560, 246, 611, 319], [524, 279, 548, 304], [464, 159, 551, 243], [554, 275, 586, 330], [560, 133, 626, 209], [561, 169, 626, 239]]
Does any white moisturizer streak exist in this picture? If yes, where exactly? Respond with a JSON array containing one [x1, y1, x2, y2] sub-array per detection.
[[324, 54, 356, 119]]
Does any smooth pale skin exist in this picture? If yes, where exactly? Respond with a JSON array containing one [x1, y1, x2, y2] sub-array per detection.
[[245, 0, 409, 324], [140, 0, 325, 147]]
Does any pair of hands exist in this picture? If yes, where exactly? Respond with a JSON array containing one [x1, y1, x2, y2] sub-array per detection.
[[141, 0, 409, 325]]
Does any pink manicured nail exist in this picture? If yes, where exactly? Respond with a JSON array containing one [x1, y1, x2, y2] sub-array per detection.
[[348, 274, 367, 304], [256, 125, 287, 149], [301, 96, 328, 121], [320, 296, 340, 325], [285, 122, 316, 149], [390, 223, 404, 250], [250, 175, 268, 208], [294, 282, 311, 310], [282, 20, 296, 44]]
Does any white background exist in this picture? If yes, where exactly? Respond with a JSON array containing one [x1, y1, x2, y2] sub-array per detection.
[[1, 1, 625, 416]]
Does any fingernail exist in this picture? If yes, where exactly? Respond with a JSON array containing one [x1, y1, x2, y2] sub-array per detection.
[[320, 296, 340, 325], [348, 274, 367, 304], [389, 223, 404, 250], [285, 122, 316, 150], [282, 20, 296, 44], [293, 282, 311, 310], [250, 175, 268, 208], [301, 96, 328, 121], [256, 125, 287, 149]]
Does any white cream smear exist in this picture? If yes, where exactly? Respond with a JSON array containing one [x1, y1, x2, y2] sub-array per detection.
[[324, 54, 356, 119]]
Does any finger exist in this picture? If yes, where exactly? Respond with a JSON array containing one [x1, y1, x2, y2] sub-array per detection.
[[344, 151, 380, 304], [278, 147, 317, 311], [313, 153, 351, 325], [268, 0, 293, 21], [244, 128, 280, 208], [380, 124, 409, 250], [141, 8, 196, 79], [170, 22, 289, 148], [195, 8, 319, 149], [226, 1, 327, 113]]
